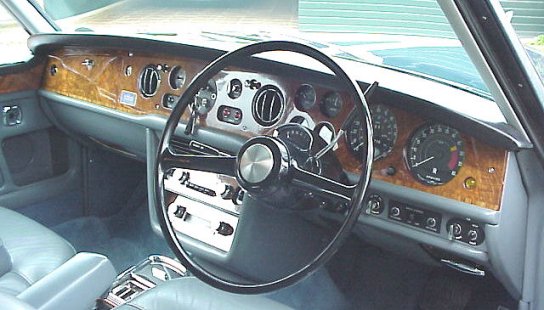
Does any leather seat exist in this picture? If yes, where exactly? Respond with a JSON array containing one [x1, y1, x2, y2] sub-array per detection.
[[114, 277, 293, 310], [0, 207, 75, 296]]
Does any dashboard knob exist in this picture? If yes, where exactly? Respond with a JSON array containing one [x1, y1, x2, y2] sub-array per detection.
[[390, 206, 401, 217], [366, 194, 384, 215], [452, 223, 463, 238], [426, 217, 437, 228], [468, 229, 478, 242]]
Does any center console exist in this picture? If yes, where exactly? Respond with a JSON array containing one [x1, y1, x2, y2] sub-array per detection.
[[164, 168, 244, 253], [98, 255, 188, 309]]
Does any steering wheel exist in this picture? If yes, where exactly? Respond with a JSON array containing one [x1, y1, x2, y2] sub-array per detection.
[[154, 41, 373, 294]]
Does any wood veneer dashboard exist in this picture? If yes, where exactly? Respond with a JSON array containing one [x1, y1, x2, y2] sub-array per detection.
[[40, 47, 507, 211]]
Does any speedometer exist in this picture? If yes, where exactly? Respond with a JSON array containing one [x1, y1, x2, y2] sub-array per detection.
[[346, 115, 367, 159], [405, 124, 465, 186], [370, 104, 397, 160]]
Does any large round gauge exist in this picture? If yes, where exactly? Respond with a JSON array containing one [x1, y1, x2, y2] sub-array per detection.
[[405, 124, 465, 186], [294, 84, 316, 111], [371, 104, 398, 160], [320, 91, 343, 118], [346, 114, 367, 159], [193, 79, 217, 115]]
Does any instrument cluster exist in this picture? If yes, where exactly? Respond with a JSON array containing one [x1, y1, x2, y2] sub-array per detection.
[[342, 102, 466, 187]]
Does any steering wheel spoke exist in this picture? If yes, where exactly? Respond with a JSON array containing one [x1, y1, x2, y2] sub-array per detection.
[[160, 148, 237, 177], [291, 165, 355, 202]]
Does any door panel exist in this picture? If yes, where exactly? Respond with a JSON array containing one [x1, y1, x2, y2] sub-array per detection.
[[0, 60, 81, 210]]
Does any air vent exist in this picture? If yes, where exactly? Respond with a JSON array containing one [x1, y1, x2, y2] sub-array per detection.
[[139, 65, 160, 97], [252, 85, 284, 126]]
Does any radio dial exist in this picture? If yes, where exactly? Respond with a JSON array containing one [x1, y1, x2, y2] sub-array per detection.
[[390, 206, 401, 217]]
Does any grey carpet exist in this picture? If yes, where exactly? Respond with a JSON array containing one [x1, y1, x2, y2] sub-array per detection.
[[52, 202, 172, 273], [327, 239, 432, 310]]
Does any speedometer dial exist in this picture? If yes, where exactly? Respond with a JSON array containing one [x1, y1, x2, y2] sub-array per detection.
[[405, 124, 465, 186], [370, 104, 397, 160], [346, 113, 367, 159]]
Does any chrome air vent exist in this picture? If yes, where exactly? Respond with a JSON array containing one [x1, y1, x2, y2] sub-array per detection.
[[252, 85, 284, 127], [139, 65, 160, 97]]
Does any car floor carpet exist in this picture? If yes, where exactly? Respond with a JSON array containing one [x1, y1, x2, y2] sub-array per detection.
[[418, 268, 517, 310], [327, 238, 433, 310], [52, 200, 173, 273]]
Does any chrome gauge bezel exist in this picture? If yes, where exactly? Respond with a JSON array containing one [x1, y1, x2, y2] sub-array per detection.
[[294, 84, 317, 112], [404, 123, 465, 186], [370, 104, 398, 160]]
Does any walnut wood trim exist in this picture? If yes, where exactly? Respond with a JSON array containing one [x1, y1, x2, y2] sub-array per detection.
[[42, 47, 507, 211], [0, 61, 44, 94], [369, 107, 507, 211]]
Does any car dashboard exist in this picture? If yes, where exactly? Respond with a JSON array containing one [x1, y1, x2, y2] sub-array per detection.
[[7, 33, 529, 299]]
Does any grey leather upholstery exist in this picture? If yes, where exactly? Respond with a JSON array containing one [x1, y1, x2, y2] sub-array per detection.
[[0, 292, 35, 310], [19, 252, 116, 310], [0, 207, 75, 296], [114, 277, 293, 310]]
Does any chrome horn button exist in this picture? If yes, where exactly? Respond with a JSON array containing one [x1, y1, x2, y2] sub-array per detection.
[[239, 143, 274, 184]]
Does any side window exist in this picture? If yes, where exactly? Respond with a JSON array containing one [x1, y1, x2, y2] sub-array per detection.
[[0, 5, 32, 65]]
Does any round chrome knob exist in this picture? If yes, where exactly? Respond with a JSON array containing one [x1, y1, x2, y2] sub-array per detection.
[[390, 207, 401, 217], [468, 230, 478, 242], [239, 144, 274, 184], [452, 223, 463, 237], [426, 217, 437, 228]]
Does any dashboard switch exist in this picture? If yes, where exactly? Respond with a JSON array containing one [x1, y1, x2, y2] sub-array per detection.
[[216, 222, 234, 236], [447, 219, 484, 245], [179, 172, 190, 185], [452, 223, 463, 238], [388, 201, 442, 233], [217, 105, 242, 125], [366, 194, 384, 215], [221, 185, 235, 200], [174, 206, 186, 219]]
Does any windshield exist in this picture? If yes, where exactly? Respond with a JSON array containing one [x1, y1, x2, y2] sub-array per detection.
[[31, 0, 544, 97]]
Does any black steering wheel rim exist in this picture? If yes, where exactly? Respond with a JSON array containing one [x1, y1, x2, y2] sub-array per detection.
[[154, 40, 374, 294]]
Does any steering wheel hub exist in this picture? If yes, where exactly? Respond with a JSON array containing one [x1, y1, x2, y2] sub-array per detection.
[[235, 136, 290, 197], [238, 144, 274, 184]]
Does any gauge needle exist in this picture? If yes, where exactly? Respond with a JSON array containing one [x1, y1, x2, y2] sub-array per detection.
[[413, 156, 435, 167], [354, 141, 365, 151]]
